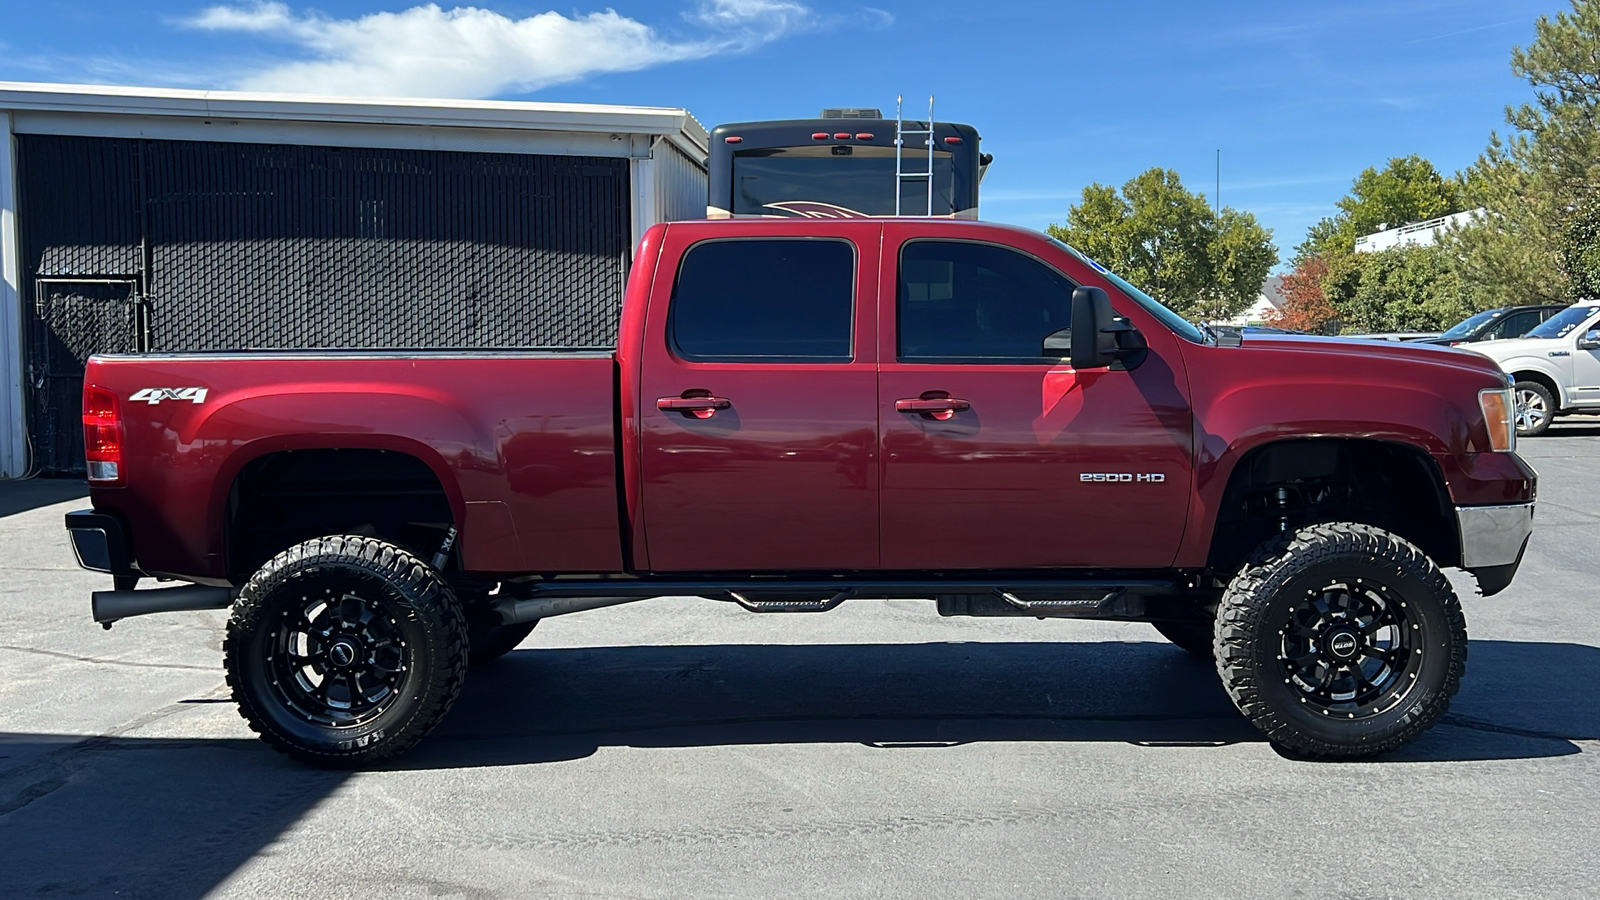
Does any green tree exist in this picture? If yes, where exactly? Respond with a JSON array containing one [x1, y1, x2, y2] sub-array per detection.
[[1447, 0, 1600, 307], [1320, 245, 1471, 333], [1560, 205, 1600, 301], [1047, 168, 1278, 321], [1295, 155, 1463, 262]]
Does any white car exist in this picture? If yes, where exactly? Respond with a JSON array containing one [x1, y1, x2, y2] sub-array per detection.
[[1469, 303, 1600, 435]]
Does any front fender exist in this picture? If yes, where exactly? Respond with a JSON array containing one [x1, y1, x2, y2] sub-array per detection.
[[1174, 341, 1514, 568], [1498, 355, 1570, 406]]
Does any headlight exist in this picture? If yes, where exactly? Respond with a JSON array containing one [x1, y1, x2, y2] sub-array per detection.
[[1479, 386, 1516, 452]]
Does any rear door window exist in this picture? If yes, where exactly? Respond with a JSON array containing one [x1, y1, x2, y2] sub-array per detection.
[[670, 239, 855, 362]]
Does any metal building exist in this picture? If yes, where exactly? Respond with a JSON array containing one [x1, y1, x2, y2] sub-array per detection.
[[0, 82, 709, 477]]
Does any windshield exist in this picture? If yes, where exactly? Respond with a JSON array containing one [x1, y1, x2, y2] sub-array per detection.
[[1440, 308, 1504, 340], [1049, 238, 1207, 344], [1527, 305, 1600, 339], [732, 146, 954, 217]]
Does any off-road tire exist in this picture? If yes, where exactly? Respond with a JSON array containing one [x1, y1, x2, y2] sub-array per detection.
[[1152, 619, 1215, 658], [1513, 379, 1556, 437], [224, 535, 468, 767], [1215, 522, 1466, 759]]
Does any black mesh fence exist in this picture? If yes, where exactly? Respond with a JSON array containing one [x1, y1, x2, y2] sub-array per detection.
[[27, 281, 140, 472], [16, 134, 632, 473]]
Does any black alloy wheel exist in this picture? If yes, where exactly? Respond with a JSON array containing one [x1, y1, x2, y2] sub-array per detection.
[[1276, 580, 1420, 718], [1216, 522, 1466, 758], [225, 535, 467, 766], [267, 588, 411, 728]]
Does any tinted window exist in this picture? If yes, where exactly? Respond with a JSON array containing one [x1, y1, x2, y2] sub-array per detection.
[[1493, 311, 1541, 339], [671, 239, 854, 361], [733, 146, 955, 217], [898, 241, 1076, 361], [1529, 305, 1600, 339], [1440, 308, 1502, 340]]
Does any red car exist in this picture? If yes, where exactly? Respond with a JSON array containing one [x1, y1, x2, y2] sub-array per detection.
[[66, 218, 1534, 765]]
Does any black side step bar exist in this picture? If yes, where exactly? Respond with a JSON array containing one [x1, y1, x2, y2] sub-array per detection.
[[492, 579, 1196, 624]]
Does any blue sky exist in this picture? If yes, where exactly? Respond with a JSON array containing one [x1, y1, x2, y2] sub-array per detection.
[[0, 0, 1562, 262]]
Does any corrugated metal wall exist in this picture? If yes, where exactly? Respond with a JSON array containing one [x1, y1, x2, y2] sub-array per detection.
[[17, 134, 632, 473], [655, 141, 709, 223]]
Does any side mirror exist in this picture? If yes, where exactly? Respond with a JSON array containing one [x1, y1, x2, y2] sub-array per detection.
[[1068, 286, 1147, 369], [1579, 329, 1600, 351]]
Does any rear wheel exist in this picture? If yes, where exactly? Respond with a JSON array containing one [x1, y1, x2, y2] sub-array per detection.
[[1215, 522, 1466, 759], [1513, 379, 1555, 436], [224, 535, 467, 766]]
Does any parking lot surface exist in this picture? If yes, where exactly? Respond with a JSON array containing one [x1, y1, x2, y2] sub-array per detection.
[[2, 426, 1596, 899]]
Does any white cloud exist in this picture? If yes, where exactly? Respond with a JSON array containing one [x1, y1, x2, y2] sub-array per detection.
[[183, 1, 819, 98]]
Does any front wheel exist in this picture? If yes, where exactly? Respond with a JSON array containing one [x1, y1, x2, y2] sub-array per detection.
[[1215, 522, 1466, 759], [224, 535, 468, 766], [1513, 379, 1555, 436]]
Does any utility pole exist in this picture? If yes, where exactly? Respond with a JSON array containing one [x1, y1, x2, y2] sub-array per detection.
[[1215, 149, 1220, 216]]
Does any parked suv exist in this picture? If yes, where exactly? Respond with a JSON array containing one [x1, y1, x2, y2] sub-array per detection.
[[1469, 303, 1600, 435], [1425, 305, 1568, 347]]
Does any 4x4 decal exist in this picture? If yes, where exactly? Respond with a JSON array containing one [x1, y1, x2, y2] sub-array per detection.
[[129, 387, 209, 405]]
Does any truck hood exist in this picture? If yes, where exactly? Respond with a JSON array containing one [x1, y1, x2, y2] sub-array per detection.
[[1240, 332, 1510, 378]]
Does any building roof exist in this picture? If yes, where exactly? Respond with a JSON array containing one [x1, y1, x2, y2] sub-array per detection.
[[0, 81, 709, 156], [1260, 274, 1287, 310]]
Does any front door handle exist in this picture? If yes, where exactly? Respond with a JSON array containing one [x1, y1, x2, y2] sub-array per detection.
[[895, 396, 971, 421], [658, 394, 732, 419]]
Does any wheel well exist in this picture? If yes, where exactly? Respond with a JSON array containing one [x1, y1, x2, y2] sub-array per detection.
[[227, 449, 453, 582], [1509, 370, 1562, 409], [1207, 439, 1458, 576]]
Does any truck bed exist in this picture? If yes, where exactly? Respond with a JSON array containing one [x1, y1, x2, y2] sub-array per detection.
[[84, 350, 623, 582]]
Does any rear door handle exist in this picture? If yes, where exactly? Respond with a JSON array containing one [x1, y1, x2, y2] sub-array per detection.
[[658, 395, 732, 419], [895, 397, 971, 421]]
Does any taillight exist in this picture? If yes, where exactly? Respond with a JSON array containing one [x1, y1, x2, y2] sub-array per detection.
[[1479, 386, 1516, 453], [83, 384, 123, 483]]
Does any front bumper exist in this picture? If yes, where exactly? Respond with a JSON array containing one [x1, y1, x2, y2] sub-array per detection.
[[1456, 502, 1535, 569]]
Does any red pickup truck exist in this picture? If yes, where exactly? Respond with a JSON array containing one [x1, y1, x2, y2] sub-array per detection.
[[66, 218, 1535, 765]]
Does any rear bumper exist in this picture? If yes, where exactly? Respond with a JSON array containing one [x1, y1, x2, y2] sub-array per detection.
[[1456, 502, 1535, 569], [64, 509, 137, 577]]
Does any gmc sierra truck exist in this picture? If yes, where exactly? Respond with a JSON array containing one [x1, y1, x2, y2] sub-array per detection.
[[65, 219, 1536, 765]]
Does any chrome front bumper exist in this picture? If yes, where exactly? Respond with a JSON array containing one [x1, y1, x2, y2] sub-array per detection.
[[1456, 502, 1535, 569]]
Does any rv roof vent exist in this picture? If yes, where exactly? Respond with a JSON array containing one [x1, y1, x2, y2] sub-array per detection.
[[821, 108, 883, 119]]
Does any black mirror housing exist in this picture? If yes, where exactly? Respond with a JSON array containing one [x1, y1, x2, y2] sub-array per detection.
[[1069, 286, 1147, 369]]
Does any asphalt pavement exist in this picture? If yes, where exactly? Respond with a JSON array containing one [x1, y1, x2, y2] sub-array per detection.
[[1, 426, 1596, 899]]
